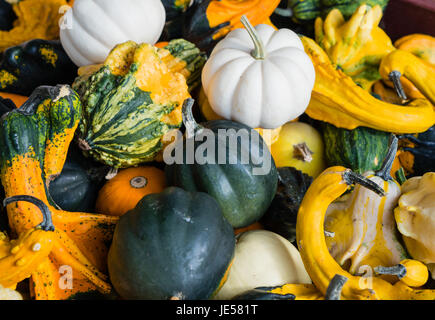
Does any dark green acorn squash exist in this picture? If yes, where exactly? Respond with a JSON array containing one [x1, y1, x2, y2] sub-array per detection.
[[0, 0, 15, 31], [260, 167, 313, 244], [107, 186, 235, 300], [165, 99, 278, 229], [0, 39, 78, 96], [49, 146, 107, 212], [398, 125, 435, 177], [322, 122, 390, 174]]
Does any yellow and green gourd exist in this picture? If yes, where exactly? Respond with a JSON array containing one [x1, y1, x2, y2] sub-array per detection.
[[73, 39, 206, 168]]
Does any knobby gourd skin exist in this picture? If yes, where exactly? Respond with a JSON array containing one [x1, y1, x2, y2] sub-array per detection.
[[315, 4, 395, 91], [0, 0, 70, 52], [301, 36, 435, 134], [0, 85, 118, 300], [296, 166, 435, 299], [0, 39, 78, 96], [0, 196, 55, 290], [73, 39, 205, 168], [379, 49, 435, 106]]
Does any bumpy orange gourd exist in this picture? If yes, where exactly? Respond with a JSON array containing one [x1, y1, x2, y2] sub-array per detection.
[[96, 166, 166, 217]]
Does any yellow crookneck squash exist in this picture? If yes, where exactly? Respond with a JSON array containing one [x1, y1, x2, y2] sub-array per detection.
[[0, 0, 70, 52], [0, 85, 118, 300], [295, 164, 435, 299], [379, 49, 435, 106], [324, 136, 408, 277], [314, 4, 395, 91], [301, 36, 435, 134]]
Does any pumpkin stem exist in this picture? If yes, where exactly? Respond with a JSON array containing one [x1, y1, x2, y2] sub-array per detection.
[[375, 135, 398, 181], [3, 195, 55, 232], [389, 71, 408, 101], [240, 15, 266, 60], [293, 143, 314, 162], [182, 98, 202, 139], [342, 170, 385, 197], [374, 264, 407, 279], [130, 176, 148, 189], [325, 274, 348, 300]]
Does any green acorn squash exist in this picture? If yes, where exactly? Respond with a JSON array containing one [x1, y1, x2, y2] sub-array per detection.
[[165, 99, 279, 228], [0, 0, 15, 31], [108, 186, 235, 300], [322, 122, 391, 174], [398, 125, 435, 177], [49, 147, 107, 213], [0, 39, 78, 96], [73, 39, 206, 168]]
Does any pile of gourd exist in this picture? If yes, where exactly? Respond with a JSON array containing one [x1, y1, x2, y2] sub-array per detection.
[[0, 0, 434, 301]]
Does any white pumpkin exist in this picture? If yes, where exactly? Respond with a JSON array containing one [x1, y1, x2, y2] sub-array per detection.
[[201, 15, 315, 129], [214, 230, 311, 300], [59, 0, 166, 67]]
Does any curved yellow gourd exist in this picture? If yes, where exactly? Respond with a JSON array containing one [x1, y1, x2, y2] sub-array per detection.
[[301, 36, 435, 134], [394, 34, 435, 66], [296, 166, 435, 300], [379, 49, 435, 106]]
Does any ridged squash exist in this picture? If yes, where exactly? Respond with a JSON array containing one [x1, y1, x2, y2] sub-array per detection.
[[108, 187, 235, 300], [73, 39, 206, 168], [322, 123, 390, 174]]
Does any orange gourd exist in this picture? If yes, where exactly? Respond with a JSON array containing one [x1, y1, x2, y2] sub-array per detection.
[[0, 92, 27, 107], [96, 167, 166, 216]]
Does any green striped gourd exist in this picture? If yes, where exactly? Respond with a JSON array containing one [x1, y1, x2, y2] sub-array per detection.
[[73, 39, 206, 168]]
